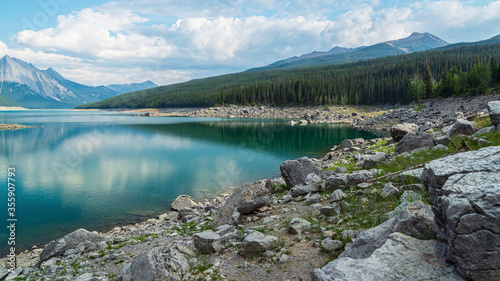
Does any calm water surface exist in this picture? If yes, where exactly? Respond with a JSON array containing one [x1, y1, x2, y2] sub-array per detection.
[[0, 110, 380, 255]]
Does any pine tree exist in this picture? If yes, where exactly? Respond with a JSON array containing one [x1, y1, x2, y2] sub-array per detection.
[[424, 65, 434, 98]]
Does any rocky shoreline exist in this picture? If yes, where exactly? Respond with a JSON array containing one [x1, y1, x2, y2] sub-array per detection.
[[1, 96, 500, 281], [0, 123, 35, 130]]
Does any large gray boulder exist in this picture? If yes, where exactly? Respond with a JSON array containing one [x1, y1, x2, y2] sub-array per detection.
[[193, 231, 221, 254], [363, 152, 390, 169], [280, 157, 321, 188], [340, 200, 438, 260], [291, 184, 320, 197], [213, 182, 270, 228], [324, 175, 348, 191], [395, 131, 435, 155], [488, 101, 500, 127], [240, 232, 278, 258], [119, 247, 189, 281], [237, 195, 271, 215], [449, 119, 475, 136], [422, 146, 500, 280], [346, 170, 373, 185], [288, 218, 312, 234], [312, 232, 464, 281], [170, 195, 198, 211], [390, 123, 417, 141], [37, 229, 108, 267]]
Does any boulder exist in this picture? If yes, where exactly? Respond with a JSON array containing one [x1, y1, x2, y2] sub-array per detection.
[[193, 231, 221, 254], [341, 200, 438, 260], [312, 233, 464, 281], [390, 123, 417, 141], [337, 139, 354, 150], [381, 183, 399, 198], [321, 238, 343, 253], [280, 157, 321, 188], [320, 204, 342, 216], [170, 195, 198, 211], [214, 224, 236, 237], [265, 178, 274, 193], [488, 101, 500, 127], [449, 119, 475, 136], [240, 232, 278, 258], [37, 229, 108, 267], [346, 170, 373, 185], [237, 196, 270, 215], [362, 152, 390, 169], [305, 194, 322, 205], [434, 135, 451, 146], [473, 125, 496, 137], [422, 146, 500, 280], [213, 182, 270, 228], [119, 247, 189, 281], [291, 184, 320, 197], [395, 131, 435, 155], [324, 175, 348, 191], [330, 189, 347, 202], [288, 218, 312, 234]]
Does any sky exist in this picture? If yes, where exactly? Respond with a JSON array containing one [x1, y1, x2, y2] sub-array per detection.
[[1, 0, 500, 86]]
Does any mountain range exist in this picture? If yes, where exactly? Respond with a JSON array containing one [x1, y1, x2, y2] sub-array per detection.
[[0, 55, 157, 108], [248, 32, 449, 71]]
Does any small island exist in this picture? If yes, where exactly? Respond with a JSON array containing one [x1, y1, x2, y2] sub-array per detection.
[[0, 123, 35, 130]]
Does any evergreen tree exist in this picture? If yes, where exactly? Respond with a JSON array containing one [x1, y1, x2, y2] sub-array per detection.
[[423, 65, 434, 98]]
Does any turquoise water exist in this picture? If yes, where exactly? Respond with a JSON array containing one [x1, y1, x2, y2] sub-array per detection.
[[0, 111, 380, 255]]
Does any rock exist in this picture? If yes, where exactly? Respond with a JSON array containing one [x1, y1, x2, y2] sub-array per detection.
[[288, 218, 312, 234], [330, 189, 347, 202], [381, 183, 399, 198], [306, 194, 322, 205], [237, 196, 271, 215], [473, 125, 496, 136], [240, 232, 278, 258], [214, 224, 236, 237], [320, 204, 342, 216], [119, 247, 189, 281], [337, 139, 354, 150], [362, 152, 390, 169], [193, 231, 221, 254], [280, 157, 321, 188], [398, 167, 423, 182], [449, 118, 475, 136], [177, 208, 198, 222], [341, 200, 438, 260], [422, 146, 500, 280], [265, 178, 274, 193], [346, 170, 373, 185], [395, 131, 435, 155], [324, 174, 348, 190], [5, 267, 23, 280], [333, 167, 347, 173], [170, 195, 198, 211], [432, 144, 448, 151], [0, 267, 10, 280], [290, 184, 320, 197], [321, 238, 343, 253], [312, 233, 464, 281], [434, 135, 451, 146], [37, 229, 107, 267], [213, 182, 270, 228], [488, 101, 500, 126], [390, 123, 417, 141]]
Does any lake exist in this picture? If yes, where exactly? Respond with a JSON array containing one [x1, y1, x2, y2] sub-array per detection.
[[0, 110, 380, 256]]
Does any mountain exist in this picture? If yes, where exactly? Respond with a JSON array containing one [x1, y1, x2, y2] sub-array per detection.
[[248, 32, 449, 71], [0, 55, 157, 108], [104, 81, 158, 94]]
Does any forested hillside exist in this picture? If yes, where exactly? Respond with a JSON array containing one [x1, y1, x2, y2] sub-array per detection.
[[77, 39, 500, 109]]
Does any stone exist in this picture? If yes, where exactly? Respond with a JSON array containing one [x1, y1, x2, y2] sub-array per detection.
[[397, 167, 423, 182], [422, 146, 500, 280], [488, 100, 500, 126], [321, 238, 343, 253], [37, 229, 108, 267], [362, 152, 390, 169], [177, 208, 198, 222], [333, 167, 347, 173], [280, 157, 321, 188], [324, 174, 348, 190], [306, 194, 322, 205], [213, 182, 270, 228], [170, 195, 198, 211], [381, 183, 399, 198], [346, 170, 373, 185], [330, 189, 347, 202], [449, 118, 475, 136], [337, 139, 354, 150], [240, 232, 278, 258], [312, 233, 465, 281], [434, 135, 452, 146], [432, 144, 448, 151], [265, 178, 274, 193], [193, 231, 221, 254], [119, 247, 189, 281], [473, 125, 496, 137], [214, 224, 236, 237], [341, 200, 438, 260], [395, 131, 435, 155], [237, 196, 271, 215], [291, 184, 320, 197], [5, 267, 23, 280], [320, 204, 342, 216], [288, 218, 312, 234], [390, 123, 417, 141], [0, 267, 10, 280]]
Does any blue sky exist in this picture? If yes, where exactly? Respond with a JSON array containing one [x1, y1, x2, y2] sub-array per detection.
[[1, 0, 500, 86]]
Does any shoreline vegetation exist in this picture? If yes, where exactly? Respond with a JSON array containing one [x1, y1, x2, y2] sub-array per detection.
[[1, 94, 499, 280]]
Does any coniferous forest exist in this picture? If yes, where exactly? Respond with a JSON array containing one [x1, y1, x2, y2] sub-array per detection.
[[77, 41, 500, 109]]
